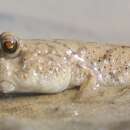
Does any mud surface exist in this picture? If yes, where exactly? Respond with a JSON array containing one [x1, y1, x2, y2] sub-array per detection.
[[0, 87, 130, 130]]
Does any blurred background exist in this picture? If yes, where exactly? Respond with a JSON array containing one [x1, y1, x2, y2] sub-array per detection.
[[0, 0, 130, 42]]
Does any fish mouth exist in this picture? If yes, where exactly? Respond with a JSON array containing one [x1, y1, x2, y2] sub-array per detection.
[[0, 80, 16, 93]]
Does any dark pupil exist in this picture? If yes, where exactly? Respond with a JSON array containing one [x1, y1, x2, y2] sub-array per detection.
[[2, 40, 17, 53]]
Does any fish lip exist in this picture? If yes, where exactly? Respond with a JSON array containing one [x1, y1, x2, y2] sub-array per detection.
[[0, 80, 16, 93]]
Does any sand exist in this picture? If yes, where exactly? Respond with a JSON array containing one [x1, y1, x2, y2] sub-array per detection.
[[0, 87, 130, 130]]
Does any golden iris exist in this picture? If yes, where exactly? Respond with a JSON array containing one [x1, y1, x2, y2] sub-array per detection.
[[1, 38, 18, 53]]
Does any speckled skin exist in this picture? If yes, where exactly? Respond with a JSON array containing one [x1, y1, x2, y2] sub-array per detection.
[[0, 33, 130, 95]]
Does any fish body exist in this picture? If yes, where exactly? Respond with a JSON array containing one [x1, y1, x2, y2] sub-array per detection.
[[0, 32, 130, 95]]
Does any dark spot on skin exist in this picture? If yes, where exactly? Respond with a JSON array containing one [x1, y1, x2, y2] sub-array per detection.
[[118, 69, 121, 73], [108, 72, 116, 79], [90, 61, 93, 64], [121, 45, 130, 49], [97, 67, 101, 71], [114, 47, 117, 51], [125, 66, 128, 70], [53, 107, 59, 112], [121, 46, 125, 48], [106, 49, 113, 53], [103, 54, 107, 59], [98, 59, 101, 62], [63, 44, 70, 49], [106, 50, 110, 53], [122, 51, 125, 54], [109, 72, 112, 75], [108, 58, 111, 61], [93, 50, 95, 53]]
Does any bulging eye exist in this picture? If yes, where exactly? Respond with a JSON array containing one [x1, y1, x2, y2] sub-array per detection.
[[0, 32, 19, 54], [2, 39, 18, 53]]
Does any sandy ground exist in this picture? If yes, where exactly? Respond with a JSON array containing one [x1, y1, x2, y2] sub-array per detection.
[[0, 87, 130, 130], [0, 0, 130, 129]]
